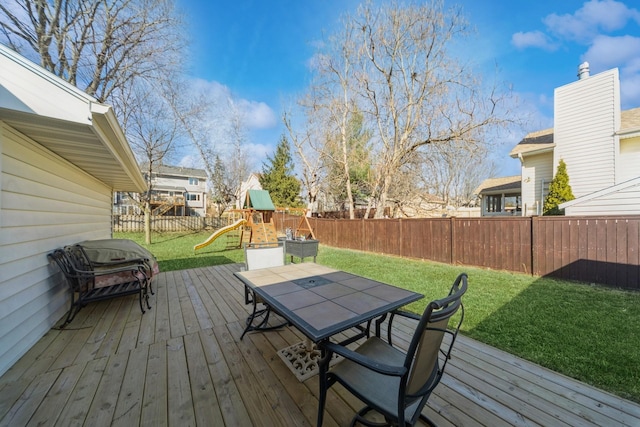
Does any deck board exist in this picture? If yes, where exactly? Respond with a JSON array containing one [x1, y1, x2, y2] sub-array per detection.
[[1, 263, 639, 427]]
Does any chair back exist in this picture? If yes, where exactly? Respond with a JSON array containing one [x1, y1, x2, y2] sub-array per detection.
[[48, 245, 95, 292], [244, 241, 286, 270], [404, 273, 467, 397]]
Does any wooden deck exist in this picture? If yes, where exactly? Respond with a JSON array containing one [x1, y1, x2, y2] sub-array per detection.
[[1, 264, 639, 426]]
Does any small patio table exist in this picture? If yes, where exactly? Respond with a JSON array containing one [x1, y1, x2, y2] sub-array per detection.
[[234, 263, 423, 344]]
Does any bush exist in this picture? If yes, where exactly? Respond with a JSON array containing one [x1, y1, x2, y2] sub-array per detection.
[[543, 159, 575, 215]]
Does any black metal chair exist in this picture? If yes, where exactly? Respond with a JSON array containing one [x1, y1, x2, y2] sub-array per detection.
[[317, 273, 468, 427], [49, 245, 151, 327]]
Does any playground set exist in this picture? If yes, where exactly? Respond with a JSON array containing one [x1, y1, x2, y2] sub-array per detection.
[[193, 190, 315, 252]]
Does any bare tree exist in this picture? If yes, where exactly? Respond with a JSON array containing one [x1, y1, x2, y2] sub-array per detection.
[[124, 86, 180, 243], [0, 0, 184, 107], [283, 110, 323, 215], [293, 19, 377, 219], [421, 140, 494, 208], [346, 0, 513, 217], [227, 99, 252, 207]]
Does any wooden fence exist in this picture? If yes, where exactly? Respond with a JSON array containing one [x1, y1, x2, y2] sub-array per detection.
[[112, 215, 224, 232], [113, 213, 639, 290], [306, 216, 640, 290]]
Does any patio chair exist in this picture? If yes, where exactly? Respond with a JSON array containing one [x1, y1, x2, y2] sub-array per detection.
[[241, 241, 289, 339], [316, 273, 468, 427]]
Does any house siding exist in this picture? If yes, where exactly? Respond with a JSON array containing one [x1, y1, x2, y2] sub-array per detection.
[[554, 69, 619, 199], [521, 152, 553, 216], [564, 181, 640, 215], [0, 122, 113, 377], [619, 136, 640, 183]]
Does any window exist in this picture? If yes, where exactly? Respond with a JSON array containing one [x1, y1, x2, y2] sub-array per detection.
[[189, 177, 199, 185], [186, 193, 200, 201], [484, 193, 521, 215], [486, 195, 502, 213]]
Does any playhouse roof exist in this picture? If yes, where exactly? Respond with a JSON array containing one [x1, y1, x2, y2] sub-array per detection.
[[245, 189, 275, 211]]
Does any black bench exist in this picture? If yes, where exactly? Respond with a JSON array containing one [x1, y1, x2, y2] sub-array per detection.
[[48, 244, 152, 327]]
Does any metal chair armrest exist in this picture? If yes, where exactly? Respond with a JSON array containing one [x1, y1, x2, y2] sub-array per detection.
[[322, 341, 407, 377], [386, 309, 421, 346]]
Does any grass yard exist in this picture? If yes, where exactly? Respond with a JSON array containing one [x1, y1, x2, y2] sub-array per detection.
[[116, 230, 640, 403]]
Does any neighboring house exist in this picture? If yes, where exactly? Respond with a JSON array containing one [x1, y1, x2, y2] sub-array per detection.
[[114, 164, 208, 216], [510, 63, 640, 216], [236, 172, 262, 209], [474, 176, 522, 216], [0, 44, 146, 376]]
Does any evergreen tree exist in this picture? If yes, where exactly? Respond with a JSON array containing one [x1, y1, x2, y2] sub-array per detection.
[[260, 135, 302, 207], [543, 159, 575, 215]]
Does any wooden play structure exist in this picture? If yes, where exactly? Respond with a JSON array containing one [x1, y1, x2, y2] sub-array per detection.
[[195, 190, 303, 251], [194, 190, 317, 252]]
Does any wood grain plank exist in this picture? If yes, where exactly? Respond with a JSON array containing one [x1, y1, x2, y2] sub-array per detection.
[[198, 328, 253, 426], [183, 331, 224, 426], [84, 351, 129, 427], [176, 270, 200, 335], [153, 270, 171, 343], [166, 272, 186, 338], [55, 357, 109, 427], [212, 323, 291, 426], [0, 369, 60, 426], [27, 363, 85, 426], [112, 345, 148, 427], [140, 341, 167, 427], [184, 269, 214, 330], [166, 336, 195, 426]]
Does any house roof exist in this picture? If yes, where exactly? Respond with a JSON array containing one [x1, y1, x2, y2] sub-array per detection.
[[508, 128, 555, 158], [153, 164, 208, 179], [154, 185, 187, 192], [0, 44, 146, 192], [474, 176, 521, 195], [244, 189, 275, 211], [618, 107, 640, 139], [510, 107, 640, 157]]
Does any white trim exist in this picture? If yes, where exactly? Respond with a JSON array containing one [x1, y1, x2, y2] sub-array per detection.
[[0, 44, 96, 106], [560, 176, 640, 209]]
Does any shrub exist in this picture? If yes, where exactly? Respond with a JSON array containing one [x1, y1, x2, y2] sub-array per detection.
[[543, 159, 575, 215]]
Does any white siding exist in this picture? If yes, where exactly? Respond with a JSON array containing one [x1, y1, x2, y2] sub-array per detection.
[[0, 122, 113, 377], [521, 152, 553, 216], [564, 181, 640, 215], [554, 69, 619, 198], [619, 136, 640, 183]]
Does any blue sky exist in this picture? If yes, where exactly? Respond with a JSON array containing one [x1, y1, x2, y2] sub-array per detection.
[[176, 0, 640, 176]]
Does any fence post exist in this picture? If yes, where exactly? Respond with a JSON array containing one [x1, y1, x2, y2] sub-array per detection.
[[450, 217, 456, 265], [531, 216, 537, 276]]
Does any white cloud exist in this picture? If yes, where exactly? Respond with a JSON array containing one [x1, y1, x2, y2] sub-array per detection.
[[177, 154, 203, 169], [235, 99, 278, 129], [581, 35, 640, 107], [191, 79, 277, 130], [511, 31, 558, 51], [543, 0, 639, 43], [582, 35, 640, 70], [513, 0, 640, 51]]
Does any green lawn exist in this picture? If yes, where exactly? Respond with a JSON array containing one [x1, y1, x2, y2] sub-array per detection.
[[116, 230, 640, 403]]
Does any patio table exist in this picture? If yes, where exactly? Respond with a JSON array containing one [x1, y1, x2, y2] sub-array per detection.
[[234, 263, 423, 344]]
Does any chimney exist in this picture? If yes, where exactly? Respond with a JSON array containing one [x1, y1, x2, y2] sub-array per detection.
[[577, 61, 590, 80]]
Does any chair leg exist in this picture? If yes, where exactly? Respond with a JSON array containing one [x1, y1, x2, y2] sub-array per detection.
[[138, 289, 146, 314], [317, 350, 332, 427]]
